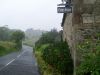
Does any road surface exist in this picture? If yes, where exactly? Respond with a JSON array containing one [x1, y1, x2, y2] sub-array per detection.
[[0, 45, 40, 75]]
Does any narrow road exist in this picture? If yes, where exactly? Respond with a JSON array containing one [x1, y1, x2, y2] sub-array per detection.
[[0, 45, 40, 75]]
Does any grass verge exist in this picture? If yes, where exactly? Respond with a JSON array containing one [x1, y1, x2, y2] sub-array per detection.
[[0, 41, 18, 56]]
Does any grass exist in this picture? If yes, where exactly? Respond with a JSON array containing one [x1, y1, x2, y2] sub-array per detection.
[[35, 45, 61, 75], [0, 41, 18, 56], [23, 37, 40, 47], [23, 39, 34, 47]]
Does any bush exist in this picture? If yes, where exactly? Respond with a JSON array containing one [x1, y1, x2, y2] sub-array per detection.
[[42, 42, 73, 75], [76, 52, 100, 75], [0, 45, 6, 55], [76, 32, 100, 75], [35, 47, 61, 75], [35, 29, 73, 75]]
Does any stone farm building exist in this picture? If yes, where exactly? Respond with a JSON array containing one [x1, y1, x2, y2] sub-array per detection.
[[61, 0, 100, 69]]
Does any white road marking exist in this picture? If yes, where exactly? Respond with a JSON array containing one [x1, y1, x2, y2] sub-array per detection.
[[0, 51, 26, 71], [5, 59, 15, 66], [17, 51, 26, 58], [0, 59, 16, 71], [17, 55, 21, 58]]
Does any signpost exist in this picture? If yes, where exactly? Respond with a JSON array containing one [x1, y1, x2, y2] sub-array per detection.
[[57, 0, 72, 13], [62, 0, 71, 3], [63, 0, 68, 2], [57, 6, 72, 13], [57, 3, 66, 6], [62, 0, 68, 3]]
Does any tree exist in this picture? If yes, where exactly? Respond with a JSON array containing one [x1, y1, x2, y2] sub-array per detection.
[[12, 30, 25, 48], [0, 27, 11, 41], [35, 29, 61, 47]]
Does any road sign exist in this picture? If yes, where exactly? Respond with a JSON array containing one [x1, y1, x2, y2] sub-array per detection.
[[62, 0, 68, 2], [57, 3, 66, 6], [62, 0, 71, 2], [63, 0, 68, 2], [57, 7, 72, 13]]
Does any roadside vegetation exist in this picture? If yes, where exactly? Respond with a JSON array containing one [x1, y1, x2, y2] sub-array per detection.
[[0, 41, 16, 56], [35, 29, 73, 75], [0, 26, 25, 56], [76, 30, 100, 75]]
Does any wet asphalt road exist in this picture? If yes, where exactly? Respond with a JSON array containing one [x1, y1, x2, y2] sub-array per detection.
[[0, 45, 40, 75]]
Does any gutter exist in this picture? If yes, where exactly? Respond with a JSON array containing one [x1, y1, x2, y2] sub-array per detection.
[[61, 13, 67, 27]]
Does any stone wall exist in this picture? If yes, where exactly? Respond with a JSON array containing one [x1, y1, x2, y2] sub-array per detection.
[[62, 14, 74, 58], [62, 0, 100, 67]]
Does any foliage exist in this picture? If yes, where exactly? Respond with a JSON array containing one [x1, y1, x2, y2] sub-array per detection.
[[0, 27, 25, 56], [11, 30, 25, 48], [0, 27, 25, 43], [35, 29, 61, 48], [11, 30, 25, 42], [0, 41, 17, 56], [35, 29, 73, 75], [76, 31, 100, 75], [77, 52, 100, 75], [42, 42, 73, 75], [0, 27, 12, 41], [35, 46, 61, 75]]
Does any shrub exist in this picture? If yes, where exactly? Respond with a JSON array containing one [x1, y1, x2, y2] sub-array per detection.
[[76, 52, 100, 75], [42, 42, 73, 75], [76, 32, 100, 75], [35, 29, 73, 75]]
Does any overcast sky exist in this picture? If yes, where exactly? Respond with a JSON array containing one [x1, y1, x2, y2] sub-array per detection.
[[0, 0, 63, 31]]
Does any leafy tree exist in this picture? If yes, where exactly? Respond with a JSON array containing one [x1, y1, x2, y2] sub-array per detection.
[[0, 27, 25, 56], [0, 27, 11, 41], [11, 30, 25, 48], [35, 29, 61, 47]]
